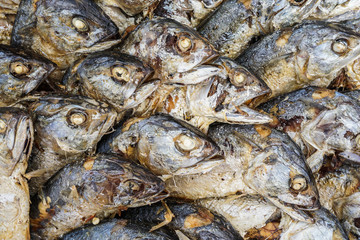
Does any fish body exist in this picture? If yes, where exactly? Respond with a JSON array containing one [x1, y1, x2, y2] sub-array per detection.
[[260, 87, 360, 172], [199, 0, 320, 58], [98, 114, 223, 176], [23, 94, 117, 195], [63, 51, 156, 113], [0, 107, 33, 240], [0, 45, 55, 106], [237, 22, 360, 100], [30, 154, 168, 239], [119, 18, 219, 84], [166, 123, 319, 222], [123, 201, 243, 240], [0, 0, 19, 45]]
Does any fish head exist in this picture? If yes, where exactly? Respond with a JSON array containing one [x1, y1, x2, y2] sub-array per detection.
[[123, 19, 218, 79], [12, 0, 118, 54], [0, 46, 55, 104], [84, 154, 167, 207], [309, 0, 358, 20], [187, 58, 271, 124], [297, 24, 360, 80], [64, 52, 153, 112], [111, 115, 222, 175], [29, 95, 116, 155], [301, 100, 360, 163], [110, 0, 159, 16], [0, 107, 33, 176]]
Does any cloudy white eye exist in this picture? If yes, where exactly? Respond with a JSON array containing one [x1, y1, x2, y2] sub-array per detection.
[[0, 119, 6, 133], [111, 66, 130, 83], [10, 61, 30, 77], [72, 17, 89, 32], [290, 175, 307, 192], [233, 72, 246, 85], [332, 38, 349, 55], [177, 35, 193, 53], [67, 110, 87, 126], [176, 134, 197, 152]]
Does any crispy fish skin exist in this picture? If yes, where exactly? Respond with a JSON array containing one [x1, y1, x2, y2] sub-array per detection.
[[119, 18, 219, 84], [98, 114, 223, 176], [24, 95, 117, 195], [123, 201, 243, 240], [30, 154, 168, 239], [0, 45, 55, 106], [237, 22, 360, 101], [198, 0, 320, 58], [166, 123, 319, 222], [11, 0, 119, 80], [0, 0, 19, 45], [63, 51, 156, 113], [0, 107, 33, 240], [308, 0, 360, 22], [260, 87, 360, 172], [154, 0, 225, 28], [62, 219, 176, 240]]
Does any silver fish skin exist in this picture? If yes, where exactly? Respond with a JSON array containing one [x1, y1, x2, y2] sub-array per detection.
[[133, 57, 272, 132], [197, 194, 281, 238], [62, 219, 176, 240], [119, 18, 219, 84], [260, 87, 360, 172], [122, 200, 243, 240], [0, 107, 33, 240], [0, 45, 55, 106], [11, 0, 119, 73], [198, 0, 320, 58], [333, 192, 360, 240], [22, 94, 117, 195], [30, 154, 168, 240], [63, 51, 156, 113], [237, 22, 360, 101], [280, 208, 349, 240], [166, 123, 320, 223], [98, 114, 223, 176], [154, 0, 225, 28], [308, 0, 360, 22]]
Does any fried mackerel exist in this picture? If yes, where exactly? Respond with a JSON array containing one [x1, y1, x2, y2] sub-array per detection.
[[154, 0, 225, 28], [0, 45, 55, 106], [62, 219, 177, 240], [21, 95, 117, 195], [63, 51, 158, 115], [133, 57, 272, 132], [11, 0, 119, 84], [118, 18, 220, 84], [166, 123, 320, 223], [122, 200, 243, 240], [0, 108, 33, 240], [30, 154, 168, 239], [260, 87, 360, 172], [198, 0, 320, 58], [98, 114, 223, 177], [237, 22, 360, 101]]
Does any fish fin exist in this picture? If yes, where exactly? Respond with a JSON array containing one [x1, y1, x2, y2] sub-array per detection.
[[149, 201, 174, 232]]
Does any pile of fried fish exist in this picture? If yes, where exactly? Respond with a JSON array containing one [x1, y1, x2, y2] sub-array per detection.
[[1, 0, 360, 239]]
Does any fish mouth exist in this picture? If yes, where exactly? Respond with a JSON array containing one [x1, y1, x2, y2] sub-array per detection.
[[338, 150, 360, 165], [146, 190, 169, 203]]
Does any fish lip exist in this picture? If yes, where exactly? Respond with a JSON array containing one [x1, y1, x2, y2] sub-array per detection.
[[149, 190, 169, 202], [338, 150, 360, 164], [203, 51, 219, 65], [281, 198, 321, 211]]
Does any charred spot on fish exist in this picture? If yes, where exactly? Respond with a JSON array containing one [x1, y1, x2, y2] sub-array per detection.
[[9, 61, 31, 78], [288, 0, 307, 6], [332, 38, 349, 55], [72, 17, 89, 33], [354, 218, 360, 228], [207, 80, 218, 97], [280, 116, 304, 132], [66, 110, 88, 127], [111, 65, 130, 84], [215, 91, 229, 112]]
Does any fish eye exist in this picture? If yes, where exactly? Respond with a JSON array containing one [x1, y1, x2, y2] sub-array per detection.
[[290, 175, 307, 192], [0, 119, 7, 133], [111, 65, 130, 83], [288, 0, 307, 5], [67, 110, 88, 127], [123, 180, 143, 195], [332, 38, 349, 55], [10, 61, 30, 77], [232, 72, 246, 85], [72, 17, 89, 32], [177, 35, 193, 53], [175, 134, 197, 152]]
